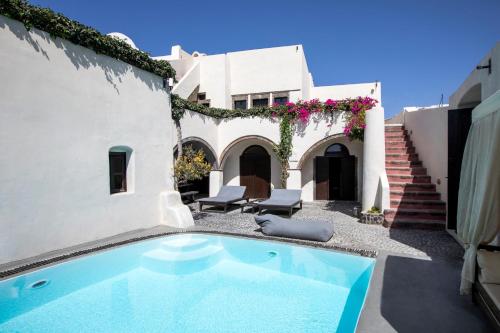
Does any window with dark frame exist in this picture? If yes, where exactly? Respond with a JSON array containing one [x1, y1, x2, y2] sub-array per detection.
[[234, 100, 247, 110], [273, 96, 289, 105], [197, 93, 206, 101], [109, 152, 127, 194], [252, 98, 269, 107]]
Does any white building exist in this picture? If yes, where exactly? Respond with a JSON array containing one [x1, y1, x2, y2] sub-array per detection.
[[158, 45, 387, 205]]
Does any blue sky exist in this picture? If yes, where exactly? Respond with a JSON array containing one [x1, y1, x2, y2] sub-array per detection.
[[31, 0, 500, 117]]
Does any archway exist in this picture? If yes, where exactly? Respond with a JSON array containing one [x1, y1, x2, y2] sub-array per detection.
[[315, 143, 356, 200], [240, 145, 271, 198], [173, 137, 217, 197]]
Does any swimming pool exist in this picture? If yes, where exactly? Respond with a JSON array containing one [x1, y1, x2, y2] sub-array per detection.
[[0, 234, 375, 332]]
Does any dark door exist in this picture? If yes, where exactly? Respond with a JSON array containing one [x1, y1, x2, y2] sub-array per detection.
[[315, 156, 356, 200], [340, 156, 356, 200], [448, 108, 472, 230], [240, 145, 270, 198], [315, 156, 329, 200]]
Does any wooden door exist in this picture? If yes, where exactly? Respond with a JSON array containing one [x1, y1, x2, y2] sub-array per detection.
[[448, 108, 472, 230], [240, 146, 270, 198], [315, 156, 329, 200], [340, 156, 356, 200]]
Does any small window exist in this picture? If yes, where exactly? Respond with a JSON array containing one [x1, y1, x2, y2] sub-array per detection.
[[252, 98, 269, 107], [274, 96, 288, 105], [234, 100, 247, 110], [109, 152, 127, 194], [197, 93, 206, 101], [201, 102, 210, 107], [325, 143, 349, 157]]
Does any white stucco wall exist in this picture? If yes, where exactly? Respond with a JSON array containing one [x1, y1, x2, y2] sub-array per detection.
[[0, 16, 175, 264], [176, 110, 220, 155], [311, 82, 382, 104], [450, 42, 500, 108]]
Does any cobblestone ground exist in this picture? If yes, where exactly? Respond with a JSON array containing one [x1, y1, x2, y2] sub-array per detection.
[[189, 201, 464, 261]]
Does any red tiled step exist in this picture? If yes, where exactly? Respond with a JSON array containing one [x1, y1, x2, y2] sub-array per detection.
[[386, 141, 413, 148], [390, 199, 446, 210], [385, 133, 408, 140], [384, 208, 446, 221], [386, 160, 422, 167], [385, 147, 416, 154], [389, 182, 436, 191], [388, 174, 431, 183], [386, 153, 419, 162], [390, 190, 440, 200], [386, 167, 427, 175], [385, 125, 404, 132], [383, 217, 446, 229]]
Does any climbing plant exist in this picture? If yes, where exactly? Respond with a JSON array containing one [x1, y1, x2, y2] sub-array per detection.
[[171, 94, 378, 186], [0, 0, 176, 79]]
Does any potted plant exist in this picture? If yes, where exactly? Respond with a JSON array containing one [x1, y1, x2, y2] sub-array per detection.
[[360, 206, 384, 225]]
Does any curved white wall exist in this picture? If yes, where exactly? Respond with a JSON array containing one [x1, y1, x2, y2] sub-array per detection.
[[0, 16, 175, 264]]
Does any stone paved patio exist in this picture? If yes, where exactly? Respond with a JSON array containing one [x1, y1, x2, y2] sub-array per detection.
[[191, 201, 464, 261]]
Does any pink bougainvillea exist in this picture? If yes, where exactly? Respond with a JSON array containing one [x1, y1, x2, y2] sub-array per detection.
[[269, 96, 377, 141]]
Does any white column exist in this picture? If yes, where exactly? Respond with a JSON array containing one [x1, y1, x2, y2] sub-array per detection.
[[287, 169, 302, 190], [269, 92, 273, 106], [247, 94, 251, 109], [209, 170, 224, 196], [362, 106, 386, 211]]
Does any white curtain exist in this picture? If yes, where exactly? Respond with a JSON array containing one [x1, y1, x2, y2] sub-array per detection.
[[457, 90, 500, 295]]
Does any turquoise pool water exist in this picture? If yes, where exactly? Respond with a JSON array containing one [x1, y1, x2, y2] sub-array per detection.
[[0, 234, 374, 332]]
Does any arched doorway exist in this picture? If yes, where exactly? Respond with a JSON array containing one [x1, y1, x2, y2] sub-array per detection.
[[315, 143, 356, 200], [173, 137, 217, 197], [240, 145, 271, 198]]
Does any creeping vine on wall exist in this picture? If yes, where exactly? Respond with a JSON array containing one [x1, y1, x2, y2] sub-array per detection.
[[172, 94, 378, 186], [0, 0, 176, 79]]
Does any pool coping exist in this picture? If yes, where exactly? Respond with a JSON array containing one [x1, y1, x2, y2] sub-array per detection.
[[0, 226, 378, 279]]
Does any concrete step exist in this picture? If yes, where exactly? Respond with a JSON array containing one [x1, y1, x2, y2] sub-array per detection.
[[141, 245, 223, 274], [386, 167, 427, 175], [383, 217, 446, 229], [386, 160, 423, 167], [386, 153, 419, 162], [389, 182, 436, 191], [384, 125, 404, 131], [385, 141, 413, 148], [388, 174, 431, 184], [390, 190, 441, 200], [385, 147, 416, 154], [384, 208, 446, 221], [390, 199, 446, 210], [160, 236, 210, 252]]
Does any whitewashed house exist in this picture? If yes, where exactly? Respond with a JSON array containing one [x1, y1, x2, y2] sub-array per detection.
[[155, 45, 387, 208]]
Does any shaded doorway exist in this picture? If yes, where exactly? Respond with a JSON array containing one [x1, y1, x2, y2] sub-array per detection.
[[240, 145, 271, 198], [173, 139, 217, 197], [447, 108, 473, 230], [315, 143, 356, 200]]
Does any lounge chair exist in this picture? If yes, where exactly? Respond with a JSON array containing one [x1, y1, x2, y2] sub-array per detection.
[[197, 186, 247, 213], [257, 189, 302, 217], [473, 244, 500, 331]]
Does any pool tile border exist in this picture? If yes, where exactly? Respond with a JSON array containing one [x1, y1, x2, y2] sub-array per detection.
[[0, 228, 377, 279]]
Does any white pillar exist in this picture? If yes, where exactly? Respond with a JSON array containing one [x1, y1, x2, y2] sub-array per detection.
[[287, 169, 302, 190], [209, 170, 224, 196], [362, 106, 386, 211]]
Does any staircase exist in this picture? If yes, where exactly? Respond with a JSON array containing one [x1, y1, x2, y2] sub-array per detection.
[[384, 125, 446, 228]]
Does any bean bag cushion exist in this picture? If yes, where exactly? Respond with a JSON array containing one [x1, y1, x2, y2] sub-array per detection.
[[255, 214, 334, 242]]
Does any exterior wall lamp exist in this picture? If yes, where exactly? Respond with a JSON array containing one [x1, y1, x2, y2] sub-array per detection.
[[476, 58, 492, 75]]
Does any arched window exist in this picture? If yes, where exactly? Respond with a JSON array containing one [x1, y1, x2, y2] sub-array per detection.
[[324, 143, 349, 157], [242, 145, 269, 156]]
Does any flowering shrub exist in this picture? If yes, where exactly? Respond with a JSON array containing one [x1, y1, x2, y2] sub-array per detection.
[[268, 96, 377, 141], [174, 146, 212, 188]]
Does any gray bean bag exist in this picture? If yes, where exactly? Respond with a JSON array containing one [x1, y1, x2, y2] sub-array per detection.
[[255, 214, 334, 242]]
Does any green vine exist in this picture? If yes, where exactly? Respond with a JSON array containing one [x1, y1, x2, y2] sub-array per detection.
[[273, 116, 293, 188], [0, 0, 175, 79]]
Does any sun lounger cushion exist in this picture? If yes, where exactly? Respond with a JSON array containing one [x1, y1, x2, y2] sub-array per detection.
[[478, 250, 500, 284], [198, 186, 246, 203], [259, 189, 302, 207], [255, 214, 334, 242]]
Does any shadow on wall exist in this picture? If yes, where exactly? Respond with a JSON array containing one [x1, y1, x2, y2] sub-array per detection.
[[294, 112, 342, 138], [379, 255, 492, 333], [1, 17, 164, 94]]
